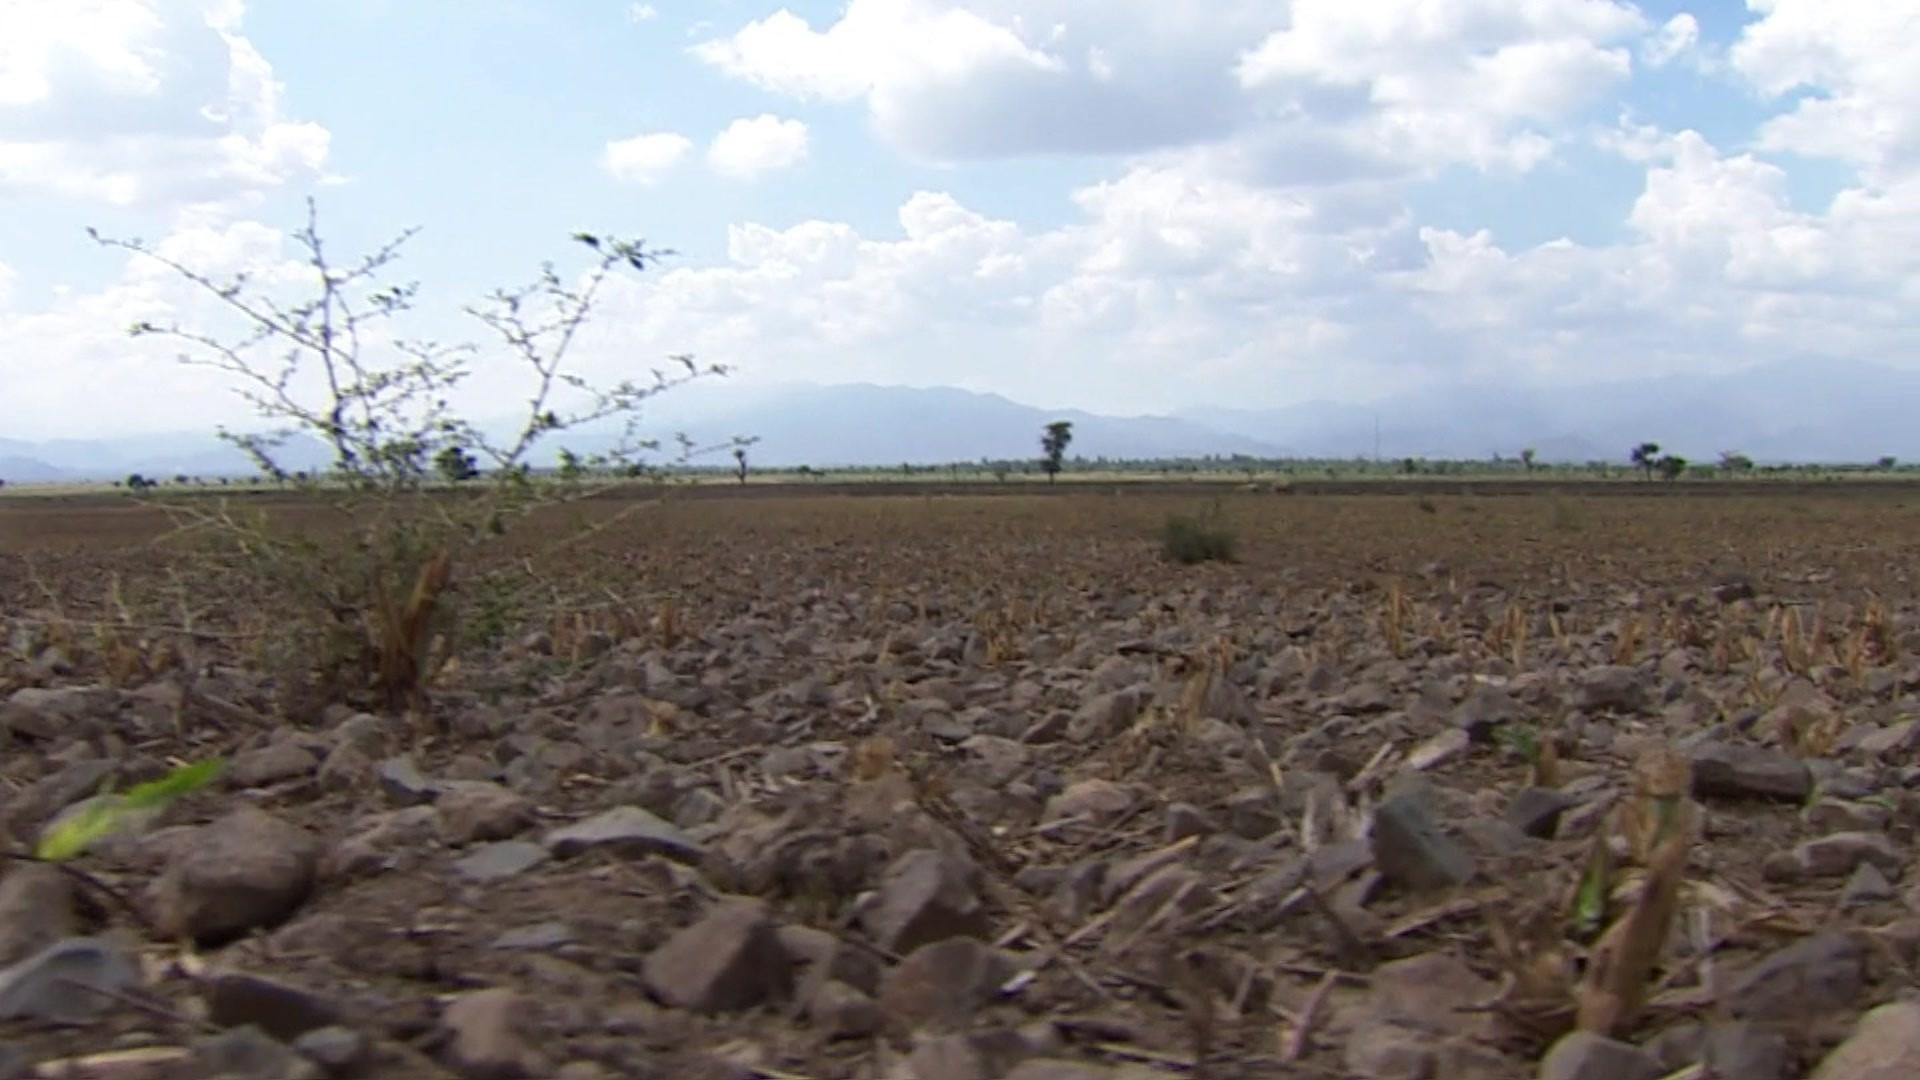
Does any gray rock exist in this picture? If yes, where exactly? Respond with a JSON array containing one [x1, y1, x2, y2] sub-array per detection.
[[1701, 1020, 1793, 1080], [1574, 666, 1647, 713], [148, 806, 321, 946], [439, 988, 547, 1079], [192, 1024, 322, 1080], [1453, 684, 1523, 742], [1795, 831, 1902, 878], [1690, 742, 1812, 802], [206, 971, 344, 1041], [857, 848, 990, 954], [1224, 788, 1282, 840], [375, 755, 439, 804], [880, 937, 1016, 1033], [1506, 787, 1576, 839], [293, 1025, 370, 1075], [642, 898, 791, 1013], [907, 1029, 1034, 1080], [805, 979, 882, 1039], [1810, 1000, 1920, 1079], [436, 781, 533, 846], [1371, 792, 1475, 892], [0, 936, 141, 1024], [0, 863, 80, 967], [315, 743, 375, 792], [1538, 1030, 1663, 1080], [454, 841, 550, 882], [1842, 862, 1898, 906], [228, 742, 319, 788], [1067, 688, 1146, 742], [1041, 779, 1135, 825], [542, 805, 703, 865], [1164, 802, 1215, 841], [1726, 932, 1867, 1021]]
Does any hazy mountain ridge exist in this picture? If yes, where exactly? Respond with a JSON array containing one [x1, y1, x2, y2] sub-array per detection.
[[2, 360, 1912, 483]]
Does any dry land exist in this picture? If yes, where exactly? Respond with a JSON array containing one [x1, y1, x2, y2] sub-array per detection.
[[4, 482, 1920, 1078]]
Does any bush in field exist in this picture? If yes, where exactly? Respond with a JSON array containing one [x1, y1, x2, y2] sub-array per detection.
[[90, 200, 744, 721], [1161, 500, 1238, 564]]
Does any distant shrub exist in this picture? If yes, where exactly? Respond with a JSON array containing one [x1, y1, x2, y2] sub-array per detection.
[[1161, 501, 1238, 564]]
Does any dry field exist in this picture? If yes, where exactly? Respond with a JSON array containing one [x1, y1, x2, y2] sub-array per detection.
[[4, 484, 1920, 1078]]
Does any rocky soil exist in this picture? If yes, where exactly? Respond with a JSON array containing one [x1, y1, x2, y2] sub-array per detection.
[[3, 489, 1920, 1078]]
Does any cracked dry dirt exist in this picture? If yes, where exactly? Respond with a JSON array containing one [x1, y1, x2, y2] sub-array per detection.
[[5, 484, 1920, 1079]]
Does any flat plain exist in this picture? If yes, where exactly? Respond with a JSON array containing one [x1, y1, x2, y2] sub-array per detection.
[[4, 482, 1920, 1078]]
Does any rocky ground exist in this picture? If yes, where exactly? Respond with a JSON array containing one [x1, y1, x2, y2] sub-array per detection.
[[3, 488, 1920, 1079]]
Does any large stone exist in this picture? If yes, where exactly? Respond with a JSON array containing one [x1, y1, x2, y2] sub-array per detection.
[[0, 936, 142, 1024], [1538, 1031, 1663, 1080], [436, 781, 533, 846], [542, 805, 703, 865], [228, 742, 319, 789], [454, 841, 550, 883], [205, 971, 345, 1042], [1811, 1001, 1920, 1079], [148, 806, 321, 946], [1505, 788, 1576, 839], [439, 988, 547, 1079], [881, 937, 1017, 1033], [1371, 793, 1475, 892], [1689, 742, 1811, 802], [0, 863, 80, 967], [1574, 666, 1647, 713], [1725, 932, 1867, 1021], [1042, 779, 1136, 826], [857, 849, 990, 954], [642, 899, 792, 1013]]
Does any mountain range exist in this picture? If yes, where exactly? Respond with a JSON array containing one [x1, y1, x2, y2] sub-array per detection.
[[2, 359, 1912, 483]]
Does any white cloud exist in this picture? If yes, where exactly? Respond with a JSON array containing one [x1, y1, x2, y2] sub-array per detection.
[[1641, 13, 1699, 68], [601, 131, 692, 185], [692, 1, 1278, 159], [1235, 0, 1644, 175], [0, 0, 330, 208], [706, 114, 809, 179], [1731, 0, 1920, 183], [692, 1, 1646, 173], [627, 3, 657, 23]]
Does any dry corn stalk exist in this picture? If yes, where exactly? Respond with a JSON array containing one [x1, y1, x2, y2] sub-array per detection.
[[1577, 743, 1698, 1036]]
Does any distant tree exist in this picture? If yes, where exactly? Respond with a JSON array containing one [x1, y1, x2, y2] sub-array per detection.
[[1520, 448, 1537, 473], [732, 446, 748, 485], [1719, 451, 1754, 475], [1657, 454, 1687, 482], [126, 473, 156, 492], [1040, 420, 1074, 485], [1631, 442, 1661, 481], [434, 444, 478, 483], [1877, 456, 1897, 471], [556, 447, 586, 483]]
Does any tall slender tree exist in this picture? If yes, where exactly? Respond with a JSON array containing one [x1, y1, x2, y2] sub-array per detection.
[[1040, 421, 1074, 485]]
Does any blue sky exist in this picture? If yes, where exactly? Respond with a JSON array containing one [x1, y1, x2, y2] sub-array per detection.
[[2, 1, 1916, 440]]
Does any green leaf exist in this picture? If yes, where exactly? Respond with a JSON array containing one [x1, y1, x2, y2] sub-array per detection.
[[33, 758, 223, 862], [1571, 835, 1612, 939]]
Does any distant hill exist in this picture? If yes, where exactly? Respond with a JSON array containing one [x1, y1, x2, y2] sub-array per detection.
[[2, 359, 1914, 482]]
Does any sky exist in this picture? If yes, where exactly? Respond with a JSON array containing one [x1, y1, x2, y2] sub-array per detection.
[[1, 0, 1916, 442]]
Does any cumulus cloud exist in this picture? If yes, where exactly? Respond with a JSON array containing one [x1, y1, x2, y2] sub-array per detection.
[[0, 0, 330, 208], [691, 1, 1279, 159], [602, 131, 693, 185], [706, 114, 809, 178], [1731, 0, 1920, 183]]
